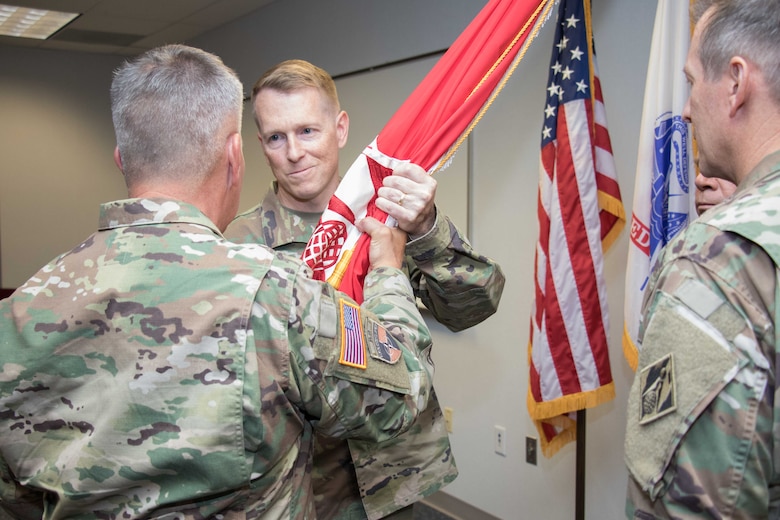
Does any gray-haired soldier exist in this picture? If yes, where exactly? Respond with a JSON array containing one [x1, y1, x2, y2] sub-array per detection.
[[0, 44, 434, 519], [625, 0, 780, 517]]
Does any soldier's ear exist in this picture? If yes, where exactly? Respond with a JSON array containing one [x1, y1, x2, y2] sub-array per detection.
[[113, 147, 124, 173], [727, 56, 749, 118], [226, 132, 244, 190], [336, 110, 349, 149]]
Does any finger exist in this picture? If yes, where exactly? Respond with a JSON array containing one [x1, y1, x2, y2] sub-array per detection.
[[357, 216, 382, 234], [376, 186, 410, 208], [391, 162, 428, 182]]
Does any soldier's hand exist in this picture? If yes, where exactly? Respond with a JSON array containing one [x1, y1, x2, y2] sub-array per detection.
[[375, 162, 437, 239], [357, 217, 408, 271]]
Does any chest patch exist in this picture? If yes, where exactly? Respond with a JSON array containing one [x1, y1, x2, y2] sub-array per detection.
[[639, 353, 677, 425]]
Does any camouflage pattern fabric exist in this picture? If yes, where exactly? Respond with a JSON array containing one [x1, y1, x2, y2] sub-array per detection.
[[0, 197, 434, 519], [225, 183, 503, 519], [625, 151, 780, 519]]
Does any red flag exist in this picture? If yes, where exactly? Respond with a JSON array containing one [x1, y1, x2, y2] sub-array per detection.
[[301, 0, 556, 301], [527, 0, 624, 457]]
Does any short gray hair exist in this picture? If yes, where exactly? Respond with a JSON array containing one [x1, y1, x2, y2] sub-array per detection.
[[111, 44, 244, 185], [692, 0, 780, 103]]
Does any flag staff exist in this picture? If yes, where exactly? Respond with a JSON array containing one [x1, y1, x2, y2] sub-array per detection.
[[576, 409, 586, 520]]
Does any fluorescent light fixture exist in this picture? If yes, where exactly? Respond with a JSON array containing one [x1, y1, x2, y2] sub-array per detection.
[[0, 4, 78, 40]]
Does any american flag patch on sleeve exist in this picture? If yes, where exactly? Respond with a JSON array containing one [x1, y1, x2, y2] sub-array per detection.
[[339, 299, 367, 369]]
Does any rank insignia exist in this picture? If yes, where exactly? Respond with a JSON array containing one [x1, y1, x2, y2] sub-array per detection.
[[338, 299, 366, 369], [367, 322, 402, 365], [639, 353, 676, 425]]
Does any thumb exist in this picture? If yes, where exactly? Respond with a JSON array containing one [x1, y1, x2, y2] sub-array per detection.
[[356, 216, 382, 236]]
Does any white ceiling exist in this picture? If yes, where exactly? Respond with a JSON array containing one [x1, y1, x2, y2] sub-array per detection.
[[0, 0, 275, 55]]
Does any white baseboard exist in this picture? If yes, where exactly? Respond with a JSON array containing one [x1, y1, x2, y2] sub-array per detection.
[[421, 492, 501, 520]]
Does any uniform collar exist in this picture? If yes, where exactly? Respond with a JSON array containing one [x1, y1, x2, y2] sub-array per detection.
[[98, 198, 220, 234], [260, 183, 322, 249]]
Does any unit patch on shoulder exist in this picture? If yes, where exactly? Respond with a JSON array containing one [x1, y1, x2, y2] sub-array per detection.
[[638, 353, 677, 425], [367, 322, 403, 365], [338, 299, 367, 369]]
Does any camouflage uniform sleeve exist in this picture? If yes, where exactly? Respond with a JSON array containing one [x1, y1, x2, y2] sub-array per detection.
[[405, 209, 505, 332], [0, 453, 44, 519], [285, 263, 434, 442], [625, 230, 776, 519]]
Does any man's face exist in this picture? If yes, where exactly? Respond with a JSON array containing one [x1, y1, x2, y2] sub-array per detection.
[[253, 87, 348, 212], [694, 172, 737, 215], [682, 11, 733, 183]]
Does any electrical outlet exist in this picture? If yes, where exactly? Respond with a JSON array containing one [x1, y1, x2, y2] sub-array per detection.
[[526, 436, 537, 465], [443, 407, 453, 433], [494, 425, 507, 456]]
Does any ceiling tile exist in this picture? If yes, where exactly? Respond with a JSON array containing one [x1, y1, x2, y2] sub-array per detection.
[[182, 0, 272, 27], [89, 0, 219, 22], [133, 23, 209, 49], [0, 0, 277, 55], [67, 12, 169, 34], [4, 0, 100, 12]]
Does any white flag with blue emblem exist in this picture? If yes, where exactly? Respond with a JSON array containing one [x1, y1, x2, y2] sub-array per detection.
[[623, 0, 696, 370]]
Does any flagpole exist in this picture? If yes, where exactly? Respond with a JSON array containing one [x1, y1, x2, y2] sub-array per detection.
[[575, 409, 586, 520]]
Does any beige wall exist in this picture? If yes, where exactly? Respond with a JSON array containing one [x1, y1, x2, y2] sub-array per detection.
[[0, 48, 122, 286]]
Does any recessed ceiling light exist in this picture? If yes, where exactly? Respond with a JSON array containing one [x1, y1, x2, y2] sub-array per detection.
[[0, 4, 78, 40]]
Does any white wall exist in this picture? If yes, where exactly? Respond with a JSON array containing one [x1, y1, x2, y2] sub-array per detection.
[[0, 46, 125, 286], [0, 1, 657, 518]]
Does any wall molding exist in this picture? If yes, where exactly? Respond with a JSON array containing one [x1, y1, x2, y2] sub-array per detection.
[[422, 492, 502, 520]]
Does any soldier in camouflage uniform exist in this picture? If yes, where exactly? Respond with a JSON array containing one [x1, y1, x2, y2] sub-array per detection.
[[0, 45, 436, 519], [625, 0, 780, 517], [225, 60, 505, 520]]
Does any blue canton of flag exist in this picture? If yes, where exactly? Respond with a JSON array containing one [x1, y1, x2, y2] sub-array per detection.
[[339, 300, 367, 369], [541, 5, 592, 146]]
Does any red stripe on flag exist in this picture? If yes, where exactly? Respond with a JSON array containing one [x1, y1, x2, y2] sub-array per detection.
[[594, 125, 613, 155], [596, 171, 621, 198]]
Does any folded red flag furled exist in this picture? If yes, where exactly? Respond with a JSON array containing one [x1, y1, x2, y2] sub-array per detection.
[[302, 0, 556, 302]]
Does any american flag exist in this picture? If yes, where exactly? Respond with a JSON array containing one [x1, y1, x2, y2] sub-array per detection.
[[527, 0, 624, 457], [340, 300, 366, 369]]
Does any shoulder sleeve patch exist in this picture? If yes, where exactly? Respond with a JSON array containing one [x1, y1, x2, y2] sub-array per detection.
[[338, 299, 367, 369], [638, 353, 676, 425], [367, 322, 402, 365]]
